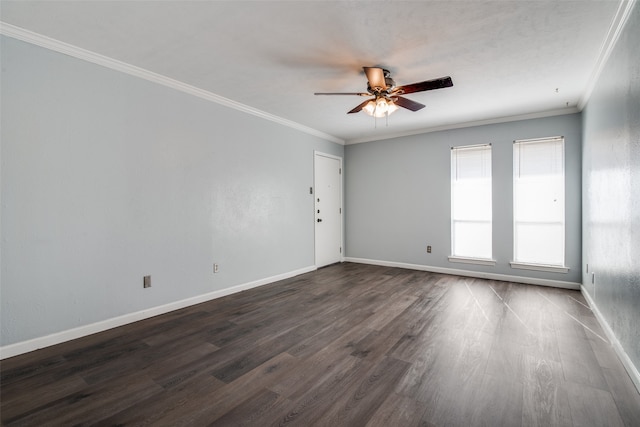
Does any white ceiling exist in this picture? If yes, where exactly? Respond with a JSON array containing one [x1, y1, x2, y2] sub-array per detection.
[[0, 1, 623, 144]]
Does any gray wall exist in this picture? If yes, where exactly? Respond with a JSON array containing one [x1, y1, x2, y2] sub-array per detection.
[[345, 113, 582, 284], [582, 4, 640, 377], [0, 36, 343, 347]]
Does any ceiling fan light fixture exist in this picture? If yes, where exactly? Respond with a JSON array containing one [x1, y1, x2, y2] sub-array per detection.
[[376, 97, 389, 113], [363, 100, 377, 116], [363, 98, 397, 118]]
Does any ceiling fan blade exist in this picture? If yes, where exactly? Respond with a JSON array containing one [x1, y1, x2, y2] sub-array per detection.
[[348, 99, 374, 114], [363, 67, 387, 90], [314, 92, 370, 96], [394, 96, 426, 112], [396, 76, 453, 95]]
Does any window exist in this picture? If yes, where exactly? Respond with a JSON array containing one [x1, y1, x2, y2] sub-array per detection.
[[450, 144, 493, 263], [512, 137, 566, 270]]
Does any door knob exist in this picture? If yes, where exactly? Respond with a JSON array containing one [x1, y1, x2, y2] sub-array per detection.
[[317, 218, 322, 222]]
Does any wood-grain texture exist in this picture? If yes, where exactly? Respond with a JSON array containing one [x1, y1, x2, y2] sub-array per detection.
[[1, 263, 639, 426]]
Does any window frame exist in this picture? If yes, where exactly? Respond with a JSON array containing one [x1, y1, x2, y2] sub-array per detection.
[[511, 136, 569, 273], [449, 143, 495, 265]]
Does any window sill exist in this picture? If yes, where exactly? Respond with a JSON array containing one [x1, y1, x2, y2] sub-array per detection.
[[448, 256, 496, 266], [510, 262, 569, 273]]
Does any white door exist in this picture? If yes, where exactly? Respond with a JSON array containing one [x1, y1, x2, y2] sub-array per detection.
[[314, 152, 343, 267]]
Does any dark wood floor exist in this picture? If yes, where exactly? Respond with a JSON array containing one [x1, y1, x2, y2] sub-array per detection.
[[2, 263, 639, 426]]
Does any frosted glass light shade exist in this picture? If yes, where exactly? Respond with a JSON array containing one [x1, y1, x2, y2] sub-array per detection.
[[363, 98, 397, 117]]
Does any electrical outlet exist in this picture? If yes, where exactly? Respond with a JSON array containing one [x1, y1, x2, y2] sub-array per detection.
[[214, 263, 219, 273], [143, 275, 151, 288], [427, 245, 432, 253]]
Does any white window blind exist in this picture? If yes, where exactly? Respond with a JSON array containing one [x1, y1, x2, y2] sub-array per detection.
[[451, 144, 492, 259], [513, 137, 565, 266]]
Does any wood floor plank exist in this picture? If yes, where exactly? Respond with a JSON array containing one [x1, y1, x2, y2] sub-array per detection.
[[77, 335, 218, 386], [144, 341, 220, 383], [4, 371, 164, 426], [364, 392, 426, 427], [601, 364, 640, 427], [468, 373, 523, 426], [566, 380, 625, 427], [208, 387, 287, 427], [210, 320, 318, 383], [365, 294, 418, 331], [285, 306, 376, 359], [348, 306, 423, 362], [138, 352, 296, 426], [521, 354, 573, 426], [419, 356, 487, 425], [485, 342, 525, 383], [0, 373, 87, 422], [92, 369, 226, 426], [1, 263, 638, 426], [1, 358, 72, 402], [260, 355, 373, 426], [271, 329, 373, 400], [270, 350, 364, 402], [314, 356, 411, 426], [556, 323, 609, 390], [0, 354, 67, 386]]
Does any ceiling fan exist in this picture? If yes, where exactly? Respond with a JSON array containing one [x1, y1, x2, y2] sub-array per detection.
[[314, 67, 453, 117]]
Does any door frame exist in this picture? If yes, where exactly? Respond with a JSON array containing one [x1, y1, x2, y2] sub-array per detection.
[[313, 151, 344, 267]]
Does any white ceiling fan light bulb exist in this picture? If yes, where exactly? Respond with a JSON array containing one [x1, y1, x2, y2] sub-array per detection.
[[363, 100, 377, 116], [387, 101, 399, 114], [367, 98, 386, 118]]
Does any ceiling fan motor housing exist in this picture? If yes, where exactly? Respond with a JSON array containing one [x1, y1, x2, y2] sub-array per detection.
[[383, 69, 395, 91], [385, 77, 395, 91]]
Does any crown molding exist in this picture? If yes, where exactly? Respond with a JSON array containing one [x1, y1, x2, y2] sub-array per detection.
[[578, 0, 637, 110], [345, 107, 580, 145], [0, 22, 345, 145]]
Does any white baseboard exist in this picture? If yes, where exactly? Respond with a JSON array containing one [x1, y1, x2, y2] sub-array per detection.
[[0, 265, 316, 360], [581, 286, 640, 394], [344, 257, 581, 290]]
